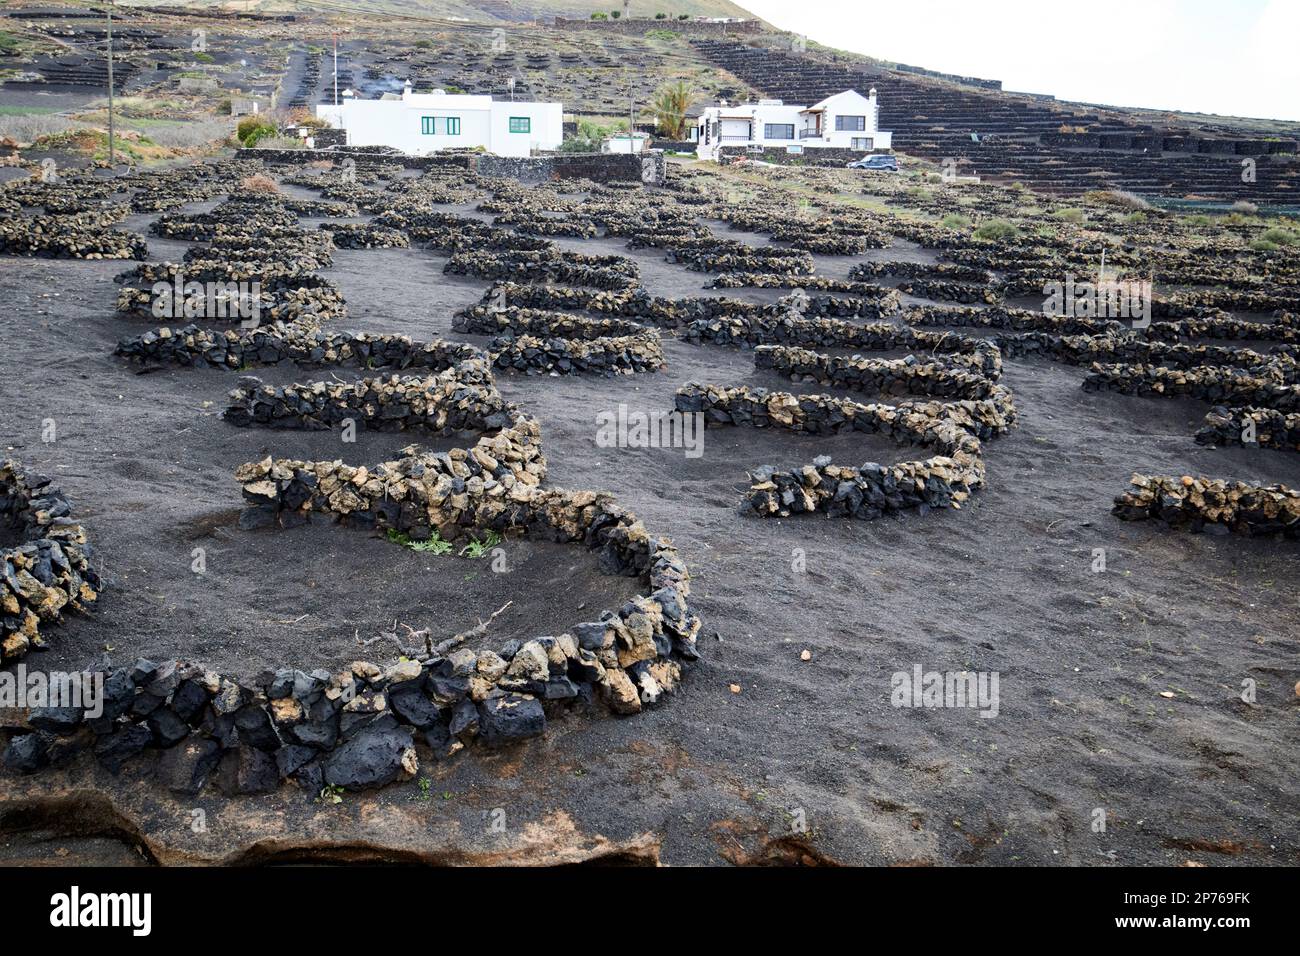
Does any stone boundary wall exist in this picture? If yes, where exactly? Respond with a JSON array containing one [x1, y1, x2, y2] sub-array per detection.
[[716, 146, 882, 167], [552, 16, 761, 36], [0, 212, 147, 260], [1195, 406, 1300, 451], [463, 282, 902, 330], [896, 279, 1001, 305], [241, 148, 670, 189], [2, 484, 700, 787], [757, 344, 1004, 402], [319, 223, 410, 249], [224, 365, 510, 433], [444, 249, 639, 289], [708, 274, 900, 296], [1113, 474, 1300, 537], [115, 322, 484, 372], [1147, 316, 1300, 346], [238, 147, 475, 170], [675, 384, 992, 520], [1082, 362, 1300, 412], [992, 331, 1293, 371], [907, 304, 1124, 337], [453, 306, 647, 340], [852, 261, 993, 283], [682, 314, 995, 361], [476, 151, 668, 187], [489, 330, 664, 376], [1, 460, 100, 663]]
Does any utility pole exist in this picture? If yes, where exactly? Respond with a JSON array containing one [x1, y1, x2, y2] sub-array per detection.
[[106, 0, 115, 165], [333, 32, 339, 106], [628, 76, 635, 139]]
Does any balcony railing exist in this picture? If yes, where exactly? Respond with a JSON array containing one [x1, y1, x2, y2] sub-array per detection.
[[719, 135, 754, 141], [798, 129, 823, 139]]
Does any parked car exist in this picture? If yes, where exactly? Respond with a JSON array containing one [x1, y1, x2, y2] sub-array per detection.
[[847, 155, 899, 172]]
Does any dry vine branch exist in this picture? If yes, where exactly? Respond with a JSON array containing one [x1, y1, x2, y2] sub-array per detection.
[[356, 601, 513, 660]]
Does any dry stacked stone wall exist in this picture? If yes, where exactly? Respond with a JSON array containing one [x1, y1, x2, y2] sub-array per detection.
[[0, 461, 100, 664], [3, 157, 710, 794]]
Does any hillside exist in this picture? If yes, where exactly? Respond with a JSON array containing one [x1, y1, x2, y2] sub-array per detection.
[[119, 0, 759, 23]]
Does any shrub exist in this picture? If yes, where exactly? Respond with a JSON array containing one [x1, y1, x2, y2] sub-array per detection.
[[1231, 199, 1259, 215], [610, 9, 621, 17], [940, 213, 971, 229], [1259, 227, 1298, 246], [1051, 208, 1085, 223], [558, 118, 625, 154], [240, 173, 280, 194], [236, 116, 277, 146], [973, 219, 1020, 241], [193, 52, 214, 63], [655, 11, 667, 17], [1082, 189, 1151, 210], [591, 11, 608, 18]]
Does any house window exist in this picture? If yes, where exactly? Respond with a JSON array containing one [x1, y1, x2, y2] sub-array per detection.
[[835, 115, 867, 131], [852, 137, 874, 150], [421, 116, 460, 135], [508, 116, 531, 133], [763, 123, 794, 140]]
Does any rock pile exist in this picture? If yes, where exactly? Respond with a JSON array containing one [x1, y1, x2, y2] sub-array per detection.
[[319, 223, 410, 250], [0, 211, 147, 260], [1113, 474, 1300, 537], [490, 330, 664, 376], [1, 460, 100, 663], [1195, 406, 1300, 452], [224, 363, 509, 434], [757, 344, 1003, 402], [852, 261, 992, 283], [676, 384, 997, 520], [453, 305, 647, 341], [444, 249, 639, 290], [115, 322, 482, 372]]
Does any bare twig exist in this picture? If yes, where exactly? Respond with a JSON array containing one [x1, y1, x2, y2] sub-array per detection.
[[355, 601, 514, 661], [433, 600, 513, 657]]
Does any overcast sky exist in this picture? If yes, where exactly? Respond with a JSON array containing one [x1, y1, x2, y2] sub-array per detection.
[[739, 0, 1300, 122]]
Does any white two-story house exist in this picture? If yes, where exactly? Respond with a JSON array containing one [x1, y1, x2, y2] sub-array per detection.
[[694, 89, 892, 161], [316, 82, 563, 158]]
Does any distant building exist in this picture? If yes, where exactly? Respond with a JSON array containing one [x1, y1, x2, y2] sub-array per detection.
[[694, 89, 892, 161], [603, 131, 651, 154], [315, 81, 563, 158], [230, 97, 263, 118]]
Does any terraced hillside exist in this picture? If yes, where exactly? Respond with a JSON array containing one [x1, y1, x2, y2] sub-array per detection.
[[691, 38, 1300, 205]]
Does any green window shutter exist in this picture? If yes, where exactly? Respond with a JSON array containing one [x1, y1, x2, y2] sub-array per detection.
[[422, 116, 460, 135], [509, 116, 530, 133]]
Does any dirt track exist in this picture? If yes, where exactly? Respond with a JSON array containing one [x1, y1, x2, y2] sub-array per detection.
[[2, 176, 1298, 866]]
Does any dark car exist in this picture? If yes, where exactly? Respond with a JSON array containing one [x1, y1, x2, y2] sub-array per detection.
[[847, 154, 899, 171]]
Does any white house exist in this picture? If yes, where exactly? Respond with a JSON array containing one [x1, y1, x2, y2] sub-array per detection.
[[694, 89, 892, 161], [315, 82, 563, 158]]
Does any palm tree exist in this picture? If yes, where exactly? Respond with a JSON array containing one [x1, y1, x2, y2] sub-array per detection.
[[651, 79, 694, 140]]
